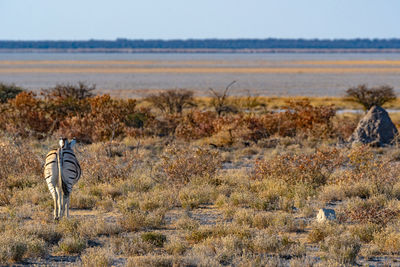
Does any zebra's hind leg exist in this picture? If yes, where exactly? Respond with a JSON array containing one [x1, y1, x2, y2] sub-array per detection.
[[62, 195, 70, 218], [55, 186, 63, 219], [65, 196, 70, 218], [53, 191, 59, 220], [47, 181, 59, 220]]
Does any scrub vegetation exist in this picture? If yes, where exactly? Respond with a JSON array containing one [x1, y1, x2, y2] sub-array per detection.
[[1, 83, 400, 266]]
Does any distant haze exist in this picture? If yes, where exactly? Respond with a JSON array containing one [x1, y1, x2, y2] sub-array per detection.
[[0, 0, 399, 40], [2, 52, 400, 97]]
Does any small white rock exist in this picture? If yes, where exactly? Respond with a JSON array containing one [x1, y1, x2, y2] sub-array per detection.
[[316, 208, 336, 223]]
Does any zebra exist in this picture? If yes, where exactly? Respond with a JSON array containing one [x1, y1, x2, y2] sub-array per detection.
[[44, 138, 81, 220]]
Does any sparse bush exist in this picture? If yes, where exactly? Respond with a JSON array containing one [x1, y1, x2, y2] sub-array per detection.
[[307, 222, 338, 243], [346, 84, 396, 110], [252, 213, 275, 229], [373, 228, 400, 254], [349, 223, 379, 243], [118, 209, 165, 232], [254, 147, 344, 188], [59, 95, 136, 142], [332, 114, 360, 139], [0, 82, 24, 103], [78, 218, 122, 239], [321, 232, 361, 264], [186, 224, 251, 244], [175, 110, 218, 140], [273, 212, 305, 233], [336, 146, 399, 196], [345, 197, 399, 226], [253, 233, 298, 255], [0, 92, 53, 138], [145, 89, 195, 114], [25, 223, 62, 245], [174, 214, 200, 231], [42, 83, 94, 126], [158, 145, 222, 185], [0, 235, 27, 263], [79, 143, 139, 184], [113, 236, 154, 256], [319, 184, 346, 203], [81, 247, 114, 267], [42, 82, 95, 100], [0, 140, 42, 205], [209, 81, 238, 116], [282, 99, 337, 138], [127, 255, 178, 267], [141, 232, 167, 247], [3, 93, 400, 265], [179, 184, 216, 209], [165, 237, 187, 255], [58, 218, 81, 237], [70, 192, 97, 209], [232, 209, 255, 227], [58, 237, 86, 254]]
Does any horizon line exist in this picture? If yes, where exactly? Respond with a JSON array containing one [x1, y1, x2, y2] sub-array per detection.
[[2, 37, 400, 42]]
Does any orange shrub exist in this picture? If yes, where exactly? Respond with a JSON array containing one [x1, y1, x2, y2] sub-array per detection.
[[334, 146, 399, 191], [89, 95, 136, 141], [346, 198, 398, 226], [175, 111, 218, 140], [57, 116, 95, 144], [233, 100, 336, 143], [235, 113, 287, 143], [283, 99, 336, 138], [332, 115, 360, 139], [57, 95, 136, 142], [0, 92, 53, 138], [146, 114, 180, 138]]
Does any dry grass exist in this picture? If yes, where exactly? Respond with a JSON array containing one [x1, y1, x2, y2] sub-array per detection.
[[2, 100, 400, 265]]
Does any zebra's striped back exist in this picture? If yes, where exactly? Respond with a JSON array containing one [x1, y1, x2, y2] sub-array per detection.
[[44, 148, 81, 197]]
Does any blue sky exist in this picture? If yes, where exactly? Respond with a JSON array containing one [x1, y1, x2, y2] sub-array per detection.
[[0, 0, 399, 40]]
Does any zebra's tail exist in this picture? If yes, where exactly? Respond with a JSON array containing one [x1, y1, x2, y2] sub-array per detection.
[[57, 148, 64, 214]]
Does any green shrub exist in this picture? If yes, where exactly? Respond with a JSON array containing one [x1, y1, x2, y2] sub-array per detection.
[[141, 232, 167, 247], [58, 237, 86, 254]]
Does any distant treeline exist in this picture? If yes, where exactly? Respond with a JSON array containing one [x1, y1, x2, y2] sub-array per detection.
[[2, 38, 400, 51]]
